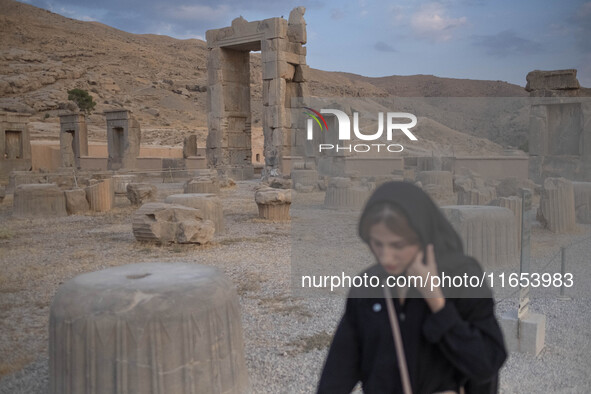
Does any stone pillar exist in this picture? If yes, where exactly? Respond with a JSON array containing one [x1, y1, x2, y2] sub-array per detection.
[[85, 178, 113, 212], [441, 205, 519, 269], [537, 177, 576, 233], [323, 177, 371, 210], [49, 263, 251, 394], [59, 113, 88, 168], [105, 109, 141, 170], [489, 196, 523, 251]]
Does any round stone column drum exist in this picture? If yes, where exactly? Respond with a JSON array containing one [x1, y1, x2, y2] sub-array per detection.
[[49, 262, 251, 394], [441, 205, 518, 269]]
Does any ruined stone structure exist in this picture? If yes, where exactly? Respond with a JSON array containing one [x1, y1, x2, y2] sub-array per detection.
[[206, 7, 308, 180], [441, 205, 518, 269], [416, 170, 454, 205], [255, 187, 292, 220], [324, 177, 372, 210], [537, 177, 576, 233], [573, 181, 591, 223], [526, 70, 591, 182], [49, 263, 251, 393], [489, 196, 523, 251], [183, 135, 198, 158], [165, 193, 226, 234], [13, 183, 67, 217], [58, 113, 88, 169], [85, 178, 113, 212], [0, 112, 31, 184], [105, 109, 141, 170], [184, 177, 220, 194], [127, 183, 158, 205], [133, 203, 215, 244]]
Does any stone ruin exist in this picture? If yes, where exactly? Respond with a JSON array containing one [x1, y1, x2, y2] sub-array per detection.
[[58, 113, 88, 169], [526, 70, 591, 183], [105, 109, 141, 171], [254, 185, 292, 220], [132, 202, 215, 244], [49, 263, 251, 393], [206, 7, 308, 180], [0, 112, 31, 184]]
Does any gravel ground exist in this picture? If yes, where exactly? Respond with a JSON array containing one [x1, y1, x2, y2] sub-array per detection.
[[0, 179, 589, 393]]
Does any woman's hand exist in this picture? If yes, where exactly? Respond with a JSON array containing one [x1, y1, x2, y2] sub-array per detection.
[[406, 244, 445, 313]]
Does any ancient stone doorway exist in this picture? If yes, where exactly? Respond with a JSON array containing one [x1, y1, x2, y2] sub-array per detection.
[[5, 130, 22, 159], [113, 127, 124, 160], [206, 7, 308, 180]]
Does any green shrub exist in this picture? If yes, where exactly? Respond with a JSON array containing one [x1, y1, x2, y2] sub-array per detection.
[[67, 88, 96, 114]]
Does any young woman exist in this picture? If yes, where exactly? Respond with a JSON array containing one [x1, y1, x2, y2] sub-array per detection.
[[317, 181, 507, 394]]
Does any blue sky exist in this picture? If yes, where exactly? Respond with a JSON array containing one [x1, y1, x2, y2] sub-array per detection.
[[18, 0, 591, 87]]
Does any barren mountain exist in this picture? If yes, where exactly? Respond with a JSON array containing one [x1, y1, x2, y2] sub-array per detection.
[[1, 0, 532, 150]]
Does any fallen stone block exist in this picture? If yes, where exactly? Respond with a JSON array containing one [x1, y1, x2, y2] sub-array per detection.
[[132, 202, 215, 244], [165, 193, 226, 234], [13, 183, 67, 217], [64, 188, 89, 214], [126, 183, 158, 205]]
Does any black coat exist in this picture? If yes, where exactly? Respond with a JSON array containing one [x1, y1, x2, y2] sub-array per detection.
[[316, 182, 508, 394]]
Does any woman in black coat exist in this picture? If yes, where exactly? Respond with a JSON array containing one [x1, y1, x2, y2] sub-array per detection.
[[317, 181, 508, 394]]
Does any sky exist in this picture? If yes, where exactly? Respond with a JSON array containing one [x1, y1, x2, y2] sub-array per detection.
[[18, 0, 591, 87]]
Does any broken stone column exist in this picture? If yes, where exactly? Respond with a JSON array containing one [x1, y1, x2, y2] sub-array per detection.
[[132, 202, 215, 244], [537, 177, 576, 233], [64, 188, 89, 214], [126, 183, 158, 205], [489, 196, 523, 251], [255, 187, 291, 220], [49, 262, 251, 394], [184, 177, 220, 194], [58, 113, 88, 168], [112, 174, 138, 194], [324, 177, 371, 210], [13, 184, 67, 217], [573, 181, 591, 223], [165, 193, 226, 234], [105, 109, 141, 170], [85, 178, 113, 212], [441, 205, 518, 269]]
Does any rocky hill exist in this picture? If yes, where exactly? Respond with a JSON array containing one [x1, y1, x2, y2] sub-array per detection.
[[1, 0, 532, 150]]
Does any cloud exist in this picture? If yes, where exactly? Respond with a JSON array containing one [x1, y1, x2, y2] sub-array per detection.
[[471, 30, 544, 57], [374, 41, 396, 52], [410, 2, 467, 42]]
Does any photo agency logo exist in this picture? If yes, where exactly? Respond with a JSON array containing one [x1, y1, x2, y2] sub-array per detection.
[[303, 107, 418, 153]]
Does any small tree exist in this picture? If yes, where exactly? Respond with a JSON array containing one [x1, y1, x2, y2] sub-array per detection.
[[67, 88, 96, 114]]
